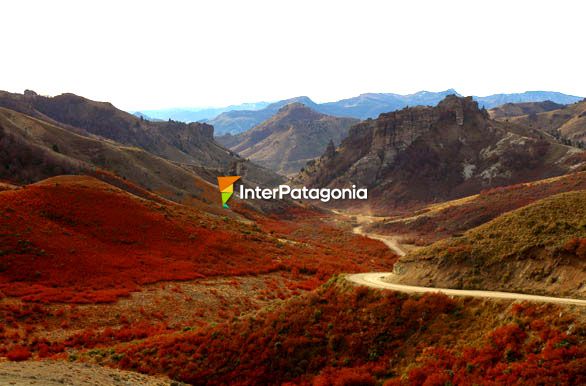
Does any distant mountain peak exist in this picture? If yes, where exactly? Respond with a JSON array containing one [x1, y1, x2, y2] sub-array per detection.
[[276, 102, 315, 114], [217, 103, 358, 176]]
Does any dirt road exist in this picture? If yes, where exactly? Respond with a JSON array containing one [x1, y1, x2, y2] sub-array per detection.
[[334, 210, 409, 257], [353, 225, 407, 256], [347, 272, 586, 306]]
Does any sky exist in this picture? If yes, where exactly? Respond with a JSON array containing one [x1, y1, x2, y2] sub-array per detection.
[[1, 0, 584, 111]]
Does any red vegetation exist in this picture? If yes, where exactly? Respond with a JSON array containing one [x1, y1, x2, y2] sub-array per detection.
[[313, 367, 376, 386], [6, 345, 32, 361], [110, 283, 456, 385], [0, 175, 396, 303], [390, 310, 586, 385], [92, 285, 586, 386], [564, 238, 586, 259]]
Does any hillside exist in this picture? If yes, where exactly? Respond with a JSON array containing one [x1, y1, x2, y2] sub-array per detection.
[[371, 171, 586, 244], [0, 175, 397, 303], [0, 106, 234, 213], [98, 279, 586, 385], [0, 90, 283, 188], [489, 100, 565, 119], [217, 103, 359, 176], [394, 190, 586, 298], [509, 99, 586, 144], [296, 95, 585, 213]]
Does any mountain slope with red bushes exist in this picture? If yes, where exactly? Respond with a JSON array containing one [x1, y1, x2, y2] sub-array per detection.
[[0, 175, 397, 303], [100, 280, 586, 386]]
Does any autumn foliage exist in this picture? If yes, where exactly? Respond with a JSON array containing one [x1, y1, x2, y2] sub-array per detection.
[[5, 345, 32, 361], [389, 303, 586, 385], [108, 282, 456, 385], [0, 175, 396, 303]]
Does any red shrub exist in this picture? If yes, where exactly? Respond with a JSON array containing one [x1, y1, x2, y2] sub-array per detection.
[[6, 346, 31, 361]]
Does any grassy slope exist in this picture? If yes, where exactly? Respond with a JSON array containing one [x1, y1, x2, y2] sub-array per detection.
[[395, 190, 586, 297], [372, 171, 586, 244]]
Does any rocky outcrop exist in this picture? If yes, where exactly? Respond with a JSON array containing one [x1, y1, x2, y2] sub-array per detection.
[[296, 95, 585, 213]]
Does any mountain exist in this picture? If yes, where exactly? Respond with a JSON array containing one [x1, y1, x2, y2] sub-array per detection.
[[296, 95, 585, 213], [208, 92, 456, 135], [318, 89, 459, 119], [474, 91, 582, 109], [508, 99, 586, 145], [208, 96, 318, 135], [217, 103, 359, 176], [394, 190, 586, 298], [488, 100, 565, 119], [0, 90, 284, 189], [136, 101, 271, 123], [132, 111, 162, 121]]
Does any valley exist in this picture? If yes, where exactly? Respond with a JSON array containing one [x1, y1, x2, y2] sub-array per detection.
[[1, 91, 586, 385], [4, 1, 586, 384]]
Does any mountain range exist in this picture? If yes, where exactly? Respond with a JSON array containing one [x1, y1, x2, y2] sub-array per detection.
[[135, 101, 271, 123], [137, 90, 583, 135]]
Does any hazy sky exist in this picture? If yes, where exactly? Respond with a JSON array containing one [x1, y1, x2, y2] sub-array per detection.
[[2, 0, 584, 111]]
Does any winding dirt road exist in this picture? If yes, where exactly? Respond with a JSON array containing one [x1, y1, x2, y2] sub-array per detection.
[[343, 211, 586, 306], [347, 273, 586, 306]]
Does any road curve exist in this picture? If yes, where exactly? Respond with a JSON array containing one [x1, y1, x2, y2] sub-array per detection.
[[353, 226, 407, 256], [347, 272, 586, 307]]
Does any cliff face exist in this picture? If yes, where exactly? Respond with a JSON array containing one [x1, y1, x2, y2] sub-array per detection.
[[297, 95, 585, 213], [218, 103, 358, 176]]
